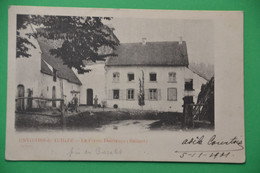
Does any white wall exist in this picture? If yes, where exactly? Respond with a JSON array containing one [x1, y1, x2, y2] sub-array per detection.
[[39, 73, 81, 107], [63, 79, 81, 104], [105, 66, 207, 112], [106, 66, 185, 112], [76, 62, 106, 105], [16, 25, 42, 109]]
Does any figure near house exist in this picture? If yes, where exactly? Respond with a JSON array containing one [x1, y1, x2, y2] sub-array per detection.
[[94, 95, 98, 108]]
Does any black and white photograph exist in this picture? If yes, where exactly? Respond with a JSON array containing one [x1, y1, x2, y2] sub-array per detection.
[[15, 15, 214, 132], [6, 6, 244, 162]]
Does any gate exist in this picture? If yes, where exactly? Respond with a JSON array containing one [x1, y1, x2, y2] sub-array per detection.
[[183, 77, 214, 128]]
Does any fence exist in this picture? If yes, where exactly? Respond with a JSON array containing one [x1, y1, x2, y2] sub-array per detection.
[[183, 77, 214, 128], [15, 97, 64, 112]]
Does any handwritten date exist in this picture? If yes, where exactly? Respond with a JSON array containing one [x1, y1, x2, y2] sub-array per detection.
[[177, 151, 231, 159]]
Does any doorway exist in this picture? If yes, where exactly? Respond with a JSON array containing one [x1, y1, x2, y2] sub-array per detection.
[[87, 89, 93, 106], [16, 85, 25, 111], [52, 86, 56, 107]]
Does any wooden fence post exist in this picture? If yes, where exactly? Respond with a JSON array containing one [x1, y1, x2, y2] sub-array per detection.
[[60, 100, 66, 130], [183, 96, 194, 128]]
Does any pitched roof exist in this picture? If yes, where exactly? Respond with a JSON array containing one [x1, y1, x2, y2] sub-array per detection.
[[41, 59, 52, 75], [106, 41, 189, 66], [37, 39, 82, 85]]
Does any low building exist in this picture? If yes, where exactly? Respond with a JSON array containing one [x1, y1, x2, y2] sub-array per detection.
[[16, 26, 81, 111]]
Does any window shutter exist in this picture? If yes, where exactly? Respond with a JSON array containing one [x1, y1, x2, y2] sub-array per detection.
[[168, 88, 177, 101], [134, 89, 138, 100], [157, 89, 161, 100], [108, 90, 112, 100], [173, 88, 177, 100], [144, 89, 149, 100], [119, 89, 125, 100]]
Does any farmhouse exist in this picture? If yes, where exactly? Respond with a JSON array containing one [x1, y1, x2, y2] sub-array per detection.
[[105, 38, 207, 112], [16, 25, 207, 113], [16, 26, 81, 111]]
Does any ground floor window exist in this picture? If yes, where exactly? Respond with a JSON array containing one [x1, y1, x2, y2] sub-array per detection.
[[149, 89, 158, 100], [127, 89, 134, 100], [113, 89, 119, 99], [168, 88, 177, 101]]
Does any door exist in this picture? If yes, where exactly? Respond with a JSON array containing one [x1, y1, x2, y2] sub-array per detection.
[[52, 86, 56, 107], [16, 85, 25, 111], [87, 89, 93, 106]]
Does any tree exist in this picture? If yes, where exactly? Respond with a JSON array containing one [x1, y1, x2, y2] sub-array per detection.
[[138, 70, 145, 106], [16, 15, 36, 58], [16, 15, 119, 73]]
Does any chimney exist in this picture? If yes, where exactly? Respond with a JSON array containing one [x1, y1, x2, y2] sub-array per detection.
[[179, 36, 183, 44], [142, 37, 147, 45]]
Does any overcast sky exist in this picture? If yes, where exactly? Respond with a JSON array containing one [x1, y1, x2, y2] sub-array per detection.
[[105, 18, 214, 65]]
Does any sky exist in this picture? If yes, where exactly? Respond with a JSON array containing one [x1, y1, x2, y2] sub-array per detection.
[[105, 18, 214, 65]]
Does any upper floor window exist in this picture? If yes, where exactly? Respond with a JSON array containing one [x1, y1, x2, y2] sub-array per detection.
[[149, 73, 157, 82], [128, 73, 135, 82], [113, 72, 120, 82], [185, 79, 194, 91], [53, 69, 57, 82], [168, 72, 176, 83]]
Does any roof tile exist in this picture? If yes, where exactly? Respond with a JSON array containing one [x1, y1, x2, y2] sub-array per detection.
[[37, 39, 82, 85], [106, 41, 189, 66]]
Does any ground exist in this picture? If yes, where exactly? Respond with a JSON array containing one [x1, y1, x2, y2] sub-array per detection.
[[15, 106, 184, 131]]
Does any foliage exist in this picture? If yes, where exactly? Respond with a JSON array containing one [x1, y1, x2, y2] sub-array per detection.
[[138, 70, 145, 106], [16, 15, 36, 58], [16, 15, 119, 73]]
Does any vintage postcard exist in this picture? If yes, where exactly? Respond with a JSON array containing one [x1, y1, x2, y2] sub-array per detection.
[[6, 6, 244, 163]]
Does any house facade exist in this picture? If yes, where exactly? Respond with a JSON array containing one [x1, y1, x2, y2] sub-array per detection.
[[16, 26, 81, 111], [105, 40, 207, 112]]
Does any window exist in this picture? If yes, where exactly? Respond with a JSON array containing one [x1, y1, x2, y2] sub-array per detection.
[[149, 89, 157, 100], [168, 88, 177, 101], [127, 89, 134, 100], [113, 89, 119, 99], [150, 73, 157, 82], [127, 73, 135, 82], [185, 79, 194, 91], [113, 72, 120, 82], [168, 72, 176, 83], [53, 69, 57, 82]]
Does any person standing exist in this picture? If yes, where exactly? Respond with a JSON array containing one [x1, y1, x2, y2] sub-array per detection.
[[93, 95, 98, 108], [73, 94, 78, 112]]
